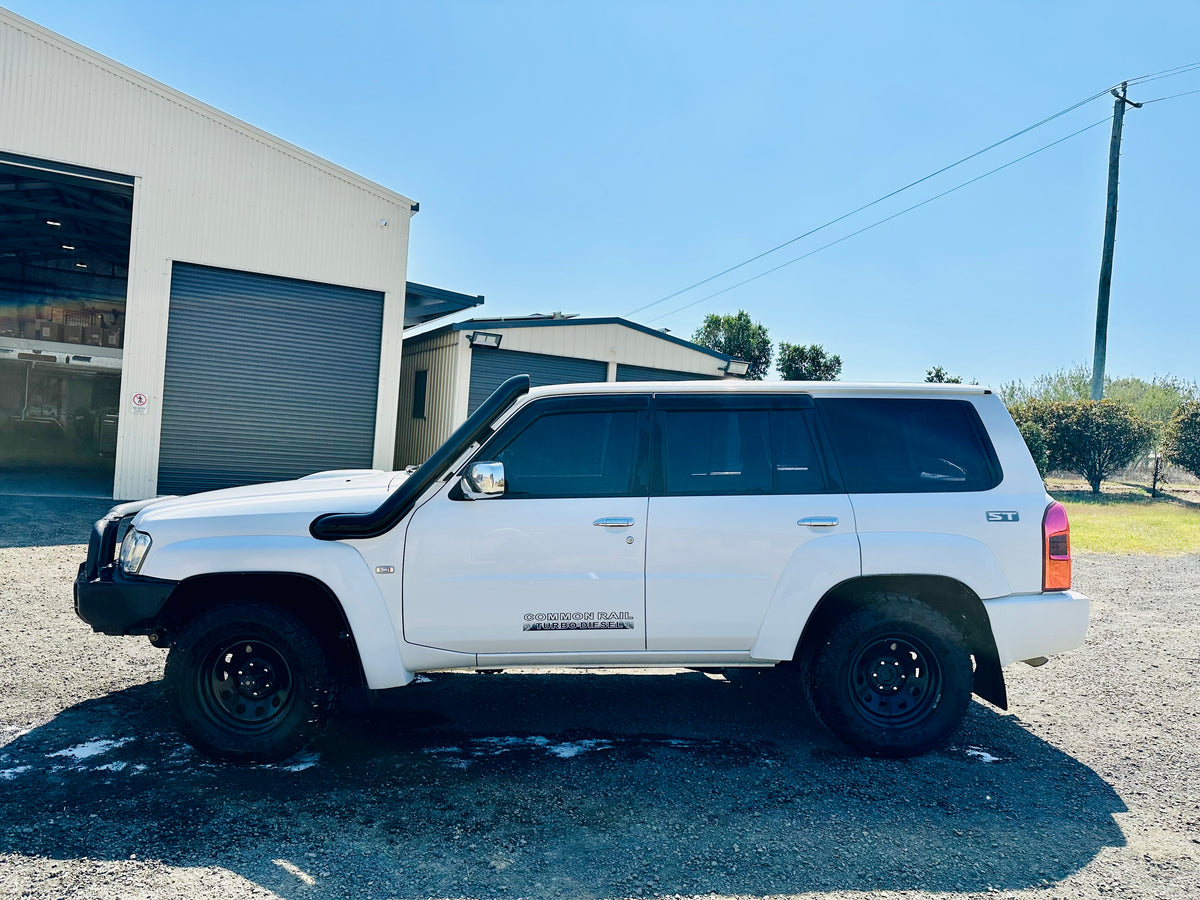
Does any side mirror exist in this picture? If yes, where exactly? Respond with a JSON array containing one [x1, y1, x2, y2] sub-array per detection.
[[461, 461, 506, 499]]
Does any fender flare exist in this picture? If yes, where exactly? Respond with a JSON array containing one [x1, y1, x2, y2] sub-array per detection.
[[142, 535, 411, 689]]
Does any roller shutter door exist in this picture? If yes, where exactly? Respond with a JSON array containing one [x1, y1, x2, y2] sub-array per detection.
[[158, 263, 383, 494], [616, 363, 719, 381], [467, 348, 607, 413]]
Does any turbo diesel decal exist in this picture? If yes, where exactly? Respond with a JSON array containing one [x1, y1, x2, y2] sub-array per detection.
[[523, 611, 635, 631]]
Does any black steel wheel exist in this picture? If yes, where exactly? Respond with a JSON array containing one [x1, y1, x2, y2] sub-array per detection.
[[166, 601, 335, 763], [197, 636, 296, 733], [846, 632, 942, 728], [802, 593, 972, 757]]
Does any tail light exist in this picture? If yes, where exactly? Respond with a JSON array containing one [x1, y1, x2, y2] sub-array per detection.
[[1042, 501, 1071, 591]]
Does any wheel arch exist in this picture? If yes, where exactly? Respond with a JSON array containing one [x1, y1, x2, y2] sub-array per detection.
[[795, 574, 1007, 710], [156, 572, 366, 690]]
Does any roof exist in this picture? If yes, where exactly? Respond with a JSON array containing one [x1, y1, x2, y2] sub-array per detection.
[[517, 380, 994, 398], [413, 315, 738, 363], [404, 282, 485, 328], [0, 8, 416, 209]]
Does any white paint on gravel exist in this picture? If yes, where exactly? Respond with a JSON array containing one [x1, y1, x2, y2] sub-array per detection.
[[0, 765, 32, 780], [426, 735, 724, 767], [46, 737, 133, 760], [964, 746, 1003, 763], [278, 753, 320, 772]]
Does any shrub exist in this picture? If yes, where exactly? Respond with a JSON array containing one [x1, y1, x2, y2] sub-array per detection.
[[1017, 420, 1049, 477], [1164, 401, 1200, 480], [1046, 400, 1155, 494]]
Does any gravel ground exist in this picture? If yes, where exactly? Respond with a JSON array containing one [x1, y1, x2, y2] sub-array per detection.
[[0, 495, 1197, 900]]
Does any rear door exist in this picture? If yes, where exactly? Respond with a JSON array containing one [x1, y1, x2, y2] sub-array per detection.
[[643, 394, 857, 652]]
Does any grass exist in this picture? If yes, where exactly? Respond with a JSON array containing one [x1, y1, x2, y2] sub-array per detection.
[[1050, 482, 1200, 555]]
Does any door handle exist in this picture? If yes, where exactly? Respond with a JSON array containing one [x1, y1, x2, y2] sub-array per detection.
[[593, 517, 635, 528], [797, 516, 839, 527]]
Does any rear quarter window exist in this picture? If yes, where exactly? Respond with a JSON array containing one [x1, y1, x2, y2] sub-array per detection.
[[816, 398, 1002, 493]]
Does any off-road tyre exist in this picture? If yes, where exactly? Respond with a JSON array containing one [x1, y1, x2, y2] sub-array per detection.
[[164, 601, 336, 763], [801, 593, 972, 758]]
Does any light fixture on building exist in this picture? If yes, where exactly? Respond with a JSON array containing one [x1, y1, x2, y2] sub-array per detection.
[[723, 359, 750, 377], [61, 244, 75, 250], [46, 219, 62, 227], [468, 331, 503, 349]]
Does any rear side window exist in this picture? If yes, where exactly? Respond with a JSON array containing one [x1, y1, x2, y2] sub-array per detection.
[[816, 398, 1001, 493], [662, 409, 772, 495], [659, 408, 830, 495]]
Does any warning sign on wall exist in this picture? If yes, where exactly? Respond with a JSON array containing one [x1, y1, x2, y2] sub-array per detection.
[[130, 392, 149, 416]]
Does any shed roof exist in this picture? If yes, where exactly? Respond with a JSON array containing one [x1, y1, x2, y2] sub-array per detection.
[[412, 315, 737, 363], [0, 8, 416, 209]]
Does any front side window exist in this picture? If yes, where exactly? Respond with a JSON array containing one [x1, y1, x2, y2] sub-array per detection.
[[490, 409, 641, 498], [816, 398, 1002, 493]]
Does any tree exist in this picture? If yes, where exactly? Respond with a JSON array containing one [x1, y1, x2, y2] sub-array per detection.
[[925, 366, 962, 384], [1164, 401, 1200, 480], [778, 343, 842, 381], [692, 311, 772, 380], [1000, 363, 1093, 405], [1044, 400, 1155, 494], [1104, 376, 1197, 496], [1107, 374, 1199, 424]]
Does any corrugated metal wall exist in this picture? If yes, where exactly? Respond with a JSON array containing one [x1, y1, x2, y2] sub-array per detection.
[[615, 363, 719, 381], [467, 348, 608, 413], [1, 10, 412, 498], [158, 264, 382, 493], [394, 328, 463, 467]]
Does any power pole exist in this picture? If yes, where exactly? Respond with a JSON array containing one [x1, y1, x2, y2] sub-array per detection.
[[1091, 82, 1142, 401]]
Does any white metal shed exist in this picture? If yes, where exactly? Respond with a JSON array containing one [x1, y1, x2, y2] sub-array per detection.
[[0, 9, 473, 499]]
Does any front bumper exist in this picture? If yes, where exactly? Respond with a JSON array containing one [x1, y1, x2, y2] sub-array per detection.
[[983, 590, 1090, 666], [74, 500, 177, 635], [74, 563, 178, 635]]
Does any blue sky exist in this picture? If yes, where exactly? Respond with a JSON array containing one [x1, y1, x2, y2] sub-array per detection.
[[11, 1, 1200, 387]]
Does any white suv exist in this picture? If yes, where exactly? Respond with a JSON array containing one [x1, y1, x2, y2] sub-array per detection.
[[75, 375, 1088, 762]]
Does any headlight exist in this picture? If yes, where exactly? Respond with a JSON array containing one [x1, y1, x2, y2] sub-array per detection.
[[119, 528, 152, 574]]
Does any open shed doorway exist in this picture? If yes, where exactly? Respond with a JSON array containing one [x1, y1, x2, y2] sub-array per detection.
[[0, 154, 132, 497]]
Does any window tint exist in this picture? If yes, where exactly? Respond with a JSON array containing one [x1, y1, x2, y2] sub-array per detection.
[[770, 410, 827, 494], [662, 410, 772, 495], [492, 410, 640, 498], [816, 398, 1001, 493]]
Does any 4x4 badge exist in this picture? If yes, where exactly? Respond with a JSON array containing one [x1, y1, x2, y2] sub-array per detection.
[[986, 511, 1020, 522]]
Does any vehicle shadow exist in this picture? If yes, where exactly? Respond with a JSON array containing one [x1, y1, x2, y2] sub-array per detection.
[[0, 671, 1126, 899]]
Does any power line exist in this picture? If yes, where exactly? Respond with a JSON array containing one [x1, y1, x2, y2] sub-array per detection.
[[644, 117, 1111, 325], [1125, 60, 1200, 86], [630, 63, 1200, 320], [1142, 86, 1200, 104], [624, 87, 1113, 317]]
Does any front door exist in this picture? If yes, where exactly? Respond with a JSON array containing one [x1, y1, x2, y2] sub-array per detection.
[[402, 395, 651, 654]]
